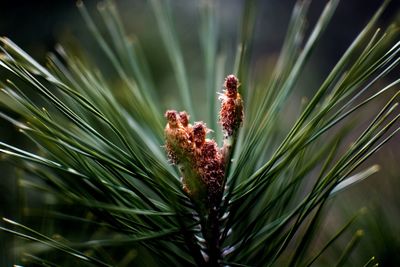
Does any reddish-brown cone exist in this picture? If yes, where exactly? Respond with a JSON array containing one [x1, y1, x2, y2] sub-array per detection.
[[179, 111, 189, 127], [219, 75, 244, 138], [164, 112, 224, 206], [164, 75, 243, 208], [193, 122, 207, 148], [224, 74, 239, 98], [196, 140, 225, 200], [164, 110, 193, 164]]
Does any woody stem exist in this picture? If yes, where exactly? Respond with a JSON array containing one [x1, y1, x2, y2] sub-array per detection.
[[200, 203, 222, 267]]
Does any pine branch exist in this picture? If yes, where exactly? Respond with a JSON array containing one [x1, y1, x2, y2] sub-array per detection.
[[0, 0, 399, 266]]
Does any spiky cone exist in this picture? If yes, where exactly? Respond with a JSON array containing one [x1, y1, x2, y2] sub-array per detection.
[[219, 74, 244, 166]]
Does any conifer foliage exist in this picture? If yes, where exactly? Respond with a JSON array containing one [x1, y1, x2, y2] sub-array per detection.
[[0, 0, 399, 266]]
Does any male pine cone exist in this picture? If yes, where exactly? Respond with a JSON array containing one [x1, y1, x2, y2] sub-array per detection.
[[164, 74, 243, 208]]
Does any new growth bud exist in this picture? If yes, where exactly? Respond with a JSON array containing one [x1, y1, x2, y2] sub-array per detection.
[[197, 140, 224, 200], [164, 110, 193, 165], [193, 122, 207, 148], [219, 74, 244, 138], [165, 110, 179, 128], [164, 75, 244, 210], [164, 112, 224, 209], [224, 74, 239, 98], [179, 111, 189, 127]]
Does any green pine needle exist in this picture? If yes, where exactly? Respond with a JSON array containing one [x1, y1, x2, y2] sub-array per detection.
[[0, 0, 399, 266]]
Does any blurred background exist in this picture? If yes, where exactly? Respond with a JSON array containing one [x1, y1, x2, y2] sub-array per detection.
[[1, 0, 399, 266]]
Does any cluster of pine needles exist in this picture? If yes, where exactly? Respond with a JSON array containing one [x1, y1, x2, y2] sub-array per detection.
[[0, 0, 399, 266]]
